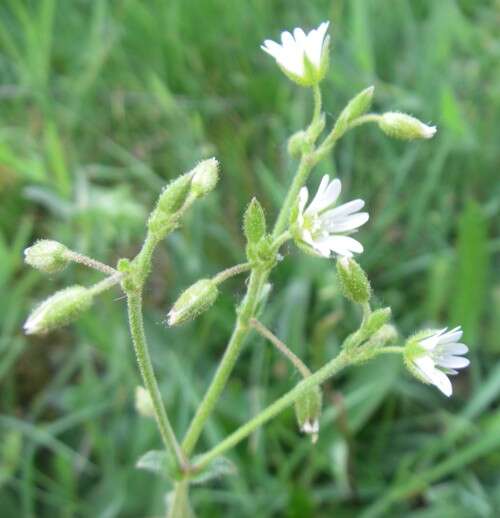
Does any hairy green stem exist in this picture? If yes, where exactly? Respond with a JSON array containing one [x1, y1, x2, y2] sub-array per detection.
[[168, 479, 193, 518], [89, 273, 123, 296], [348, 113, 381, 129], [181, 268, 265, 455], [212, 262, 251, 284], [127, 291, 187, 469], [180, 86, 324, 457], [66, 250, 118, 276], [194, 349, 352, 471], [251, 318, 311, 378]]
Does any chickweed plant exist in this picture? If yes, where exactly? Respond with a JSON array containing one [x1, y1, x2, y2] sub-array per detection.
[[24, 22, 469, 516]]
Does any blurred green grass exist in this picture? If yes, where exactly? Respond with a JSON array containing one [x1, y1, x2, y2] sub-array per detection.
[[0, 0, 499, 516]]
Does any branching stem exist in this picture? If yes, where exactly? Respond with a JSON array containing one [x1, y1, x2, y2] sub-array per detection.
[[251, 318, 311, 378]]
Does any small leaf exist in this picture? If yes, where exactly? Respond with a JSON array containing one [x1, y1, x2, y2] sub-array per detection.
[[136, 450, 176, 479], [190, 456, 237, 485], [243, 197, 266, 245]]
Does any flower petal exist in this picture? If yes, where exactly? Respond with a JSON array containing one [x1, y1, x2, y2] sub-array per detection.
[[443, 343, 469, 355], [322, 199, 365, 219], [437, 326, 463, 345], [436, 356, 470, 369], [323, 212, 369, 232], [322, 235, 363, 256]]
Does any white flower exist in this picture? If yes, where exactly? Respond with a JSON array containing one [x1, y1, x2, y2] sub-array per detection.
[[410, 326, 469, 397], [295, 175, 369, 258], [261, 22, 330, 85]]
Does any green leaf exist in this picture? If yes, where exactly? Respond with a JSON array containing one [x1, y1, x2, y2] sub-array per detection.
[[136, 450, 176, 479], [190, 456, 237, 485]]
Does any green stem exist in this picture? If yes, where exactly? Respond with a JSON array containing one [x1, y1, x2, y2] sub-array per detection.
[[180, 85, 323, 458], [127, 291, 187, 470], [89, 273, 123, 296], [212, 262, 251, 285], [272, 153, 316, 238], [194, 349, 352, 471], [251, 318, 311, 378], [272, 230, 292, 251], [347, 113, 381, 129], [66, 250, 118, 276], [181, 268, 266, 456], [312, 84, 322, 125], [168, 479, 193, 518]]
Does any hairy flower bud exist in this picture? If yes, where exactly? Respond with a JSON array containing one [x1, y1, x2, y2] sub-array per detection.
[[364, 307, 391, 337], [135, 386, 155, 418], [336, 257, 371, 304], [334, 85, 374, 137], [243, 198, 266, 245], [24, 285, 93, 335], [157, 173, 193, 215], [24, 240, 69, 274], [294, 385, 322, 443], [378, 112, 436, 140], [190, 158, 220, 197], [168, 279, 219, 326], [287, 130, 308, 158]]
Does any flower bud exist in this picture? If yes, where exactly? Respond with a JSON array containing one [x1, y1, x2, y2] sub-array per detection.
[[363, 307, 391, 337], [190, 158, 220, 197], [336, 257, 371, 304], [294, 385, 322, 443], [168, 279, 219, 326], [287, 130, 307, 158], [157, 173, 193, 215], [24, 240, 69, 274], [334, 86, 374, 137], [243, 198, 266, 245], [378, 112, 436, 140], [24, 285, 93, 335], [135, 386, 155, 418]]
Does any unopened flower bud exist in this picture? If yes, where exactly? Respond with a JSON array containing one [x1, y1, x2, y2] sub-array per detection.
[[157, 173, 193, 215], [24, 240, 69, 274], [378, 112, 436, 140], [190, 158, 220, 197], [363, 307, 391, 337], [135, 386, 155, 418], [294, 385, 322, 443], [336, 257, 371, 304], [287, 130, 307, 158], [243, 198, 266, 245], [334, 85, 374, 137], [24, 285, 93, 335], [168, 279, 219, 326]]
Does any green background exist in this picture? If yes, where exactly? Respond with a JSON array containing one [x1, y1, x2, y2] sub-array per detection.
[[1, 0, 499, 516]]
